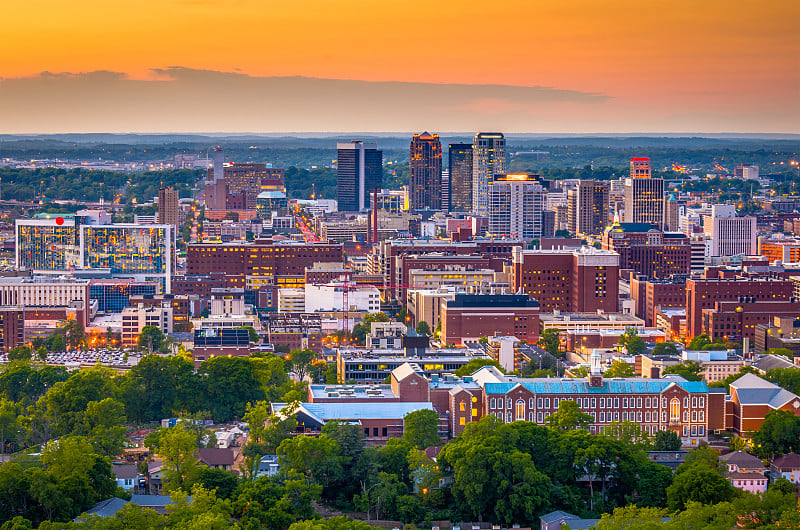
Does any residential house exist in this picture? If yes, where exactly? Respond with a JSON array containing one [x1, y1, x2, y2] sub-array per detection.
[[771, 452, 800, 485], [111, 463, 138, 492], [729, 471, 768, 494], [720, 451, 767, 474], [540, 510, 600, 530], [197, 448, 235, 471]]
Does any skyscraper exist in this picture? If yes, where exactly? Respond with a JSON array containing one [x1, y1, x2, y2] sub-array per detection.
[[158, 186, 180, 228], [337, 141, 382, 211], [624, 157, 664, 227], [448, 143, 473, 212], [409, 132, 442, 210], [488, 174, 545, 240], [567, 180, 610, 237], [472, 133, 506, 215], [205, 147, 227, 210]]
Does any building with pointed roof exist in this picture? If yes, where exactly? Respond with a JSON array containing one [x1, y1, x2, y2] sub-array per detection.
[[728, 373, 800, 434]]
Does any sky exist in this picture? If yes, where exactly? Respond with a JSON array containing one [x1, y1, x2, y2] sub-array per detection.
[[0, 0, 798, 134]]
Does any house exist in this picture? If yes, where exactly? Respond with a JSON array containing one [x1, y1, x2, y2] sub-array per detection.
[[729, 471, 768, 493], [771, 452, 800, 485], [78, 497, 129, 519], [146, 461, 165, 494], [256, 455, 281, 478], [111, 463, 138, 492], [129, 494, 187, 515], [540, 510, 599, 530], [197, 448, 235, 471], [78, 494, 189, 519], [720, 451, 766, 474], [728, 373, 800, 434]]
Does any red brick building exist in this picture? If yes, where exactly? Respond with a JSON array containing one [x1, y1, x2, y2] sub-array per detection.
[[602, 223, 691, 278], [728, 373, 800, 434], [630, 276, 687, 327], [511, 247, 619, 313], [686, 275, 794, 338], [396, 253, 505, 301], [441, 293, 540, 345], [701, 299, 800, 342], [0, 307, 24, 353]]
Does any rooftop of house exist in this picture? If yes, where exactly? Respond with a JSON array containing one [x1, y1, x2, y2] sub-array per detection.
[[111, 463, 138, 480], [720, 451, 765, 469], [197, 448, 235, 467], [309, 384, 398, 400], [772, 452, 800, 469], [271, 402, 435, 423], [729, 373, 800, 409]]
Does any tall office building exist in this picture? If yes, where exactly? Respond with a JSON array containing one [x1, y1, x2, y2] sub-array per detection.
[[337, 141, 382, 211], [448, 143, 473, 212], [703, 205, 757, 257], [409, 132, 443, 210], [623, 157, 664, 227], [488, 175, 546, 240], [567, 180, 610, 237], [158, 186, 180, 228], [472, 133, 506, 216], [441, 169, 450, 212], [205, 147, 227, 211]]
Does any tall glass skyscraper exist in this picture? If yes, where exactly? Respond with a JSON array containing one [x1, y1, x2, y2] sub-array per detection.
[[448, 143, 473, 212], [409, 132, 442, 210], [472, 132, 506, 216], [336, 141, 382, 211]]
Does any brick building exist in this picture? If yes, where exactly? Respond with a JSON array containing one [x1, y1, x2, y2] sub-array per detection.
[[602, 223, 690, 278], [728, 373, 800, 434], [701, 299, 800, 342], [630, 276, 687, 327], [511, 246, 619, 313], [441, 293, 540, 345], [0, 307, 24, 353]]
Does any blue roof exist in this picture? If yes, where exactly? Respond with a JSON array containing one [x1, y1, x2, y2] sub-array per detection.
[[484, 378, 708, 395]]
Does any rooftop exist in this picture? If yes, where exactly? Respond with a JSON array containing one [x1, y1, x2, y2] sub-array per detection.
[[484, 377, 708, 395], [272, 402, 434, 422]]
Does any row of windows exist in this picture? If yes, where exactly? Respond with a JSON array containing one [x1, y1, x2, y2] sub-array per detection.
[[488, 395, 706, 410]]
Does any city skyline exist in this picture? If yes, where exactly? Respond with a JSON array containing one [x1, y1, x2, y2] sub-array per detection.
[[0, 1, 797, 133]]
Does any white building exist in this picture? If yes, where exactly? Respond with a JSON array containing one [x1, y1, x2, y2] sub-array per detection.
[[277, 288, 306, 313], [121, 303, 173, 347], [487, 175, 545, 240], [735, 164, 759, 180], [703, 205, 756, 257], [365, 321, 408, 349], [304, 282, 380, 313]]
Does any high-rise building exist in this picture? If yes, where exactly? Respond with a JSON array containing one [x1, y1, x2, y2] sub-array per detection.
[[602, 222, 691, 278], [158, 186, 180, 228], [409, 132, 442, 210], [205, 147, 228, 210], [472, 133, 506, 215], [448, 143, 473, 212], [703, 205, 757, 257], [624, 158, 664, 227], [441, 169, 450, 211], [735, 164, 759, 180], [567, 180, 610, 236], [487, 174, 546, 240], [337, 141, 382, 212], [664, 194, 680, 232]]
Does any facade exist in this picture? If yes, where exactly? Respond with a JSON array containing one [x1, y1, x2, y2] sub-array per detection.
[[759, 236, 800, 263], [701, 299, 800, 342], [441, 293, 540, 345], [337, 141, 382, 212], [409, 132, 442, 210], [487, 174, 545, 240], [265, 313, 323, 352], [704, 205, 757, 257], [568, 180, 610, 236], [0, 307, 25, 353], [511, 246, 620, 313], [624, 158, 664, 227], [15, 218, 80, 272], [365, 321, 408, 349], [471, 132, 506, 216], [336, 350, 487, 384], [602, 223, 691, 277], [0, 277, 91, 326], [734, 164, 759, 180], [121, 303, 173, 347], [90, 280, 158, 312], [304, 282, 381, 313], [157, 187, 180, 228], [630, 276, 686, 327], [448, 143, 473, 212], [727, 373, 800, 434]]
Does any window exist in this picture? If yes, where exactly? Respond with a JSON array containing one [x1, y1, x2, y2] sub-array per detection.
[[692, 411, 697, 422], [683, 411, 689, 422], [662, 398, 667, 408], [645, 397, 651, 408], [698, 426, 704, 436], [700, 411, 704, 421], [645, 411, 650, 422], [670, 399, 680, 421], [600, 398, 606, 408], [373, 428, 379, 437], [553, 398, 559, 408], [623, 398, 628, 408], [600, 412, 605, 422], [662, 411, 667, 422], [382, 427, 387, 437], [615, 398, 620, 408], [623, 412, 628, 421], [537, 412, 543, 422], [692, 397, 697, 408], [591, 398, 596, 408], [490, 398, 496, 409], [516, 400, 525, 420], [637, 412, 642, 422], [683, 397, 689, 408], [507, 399, 512, 409], [637, 398, 642, 408], [545, 398, 550, 408], [683, 425, 688, 436], [529, 412, 534, 422], [537, 398, 543, 408], [460, 417, 465, 425], [584, 398, 590, 408], [507, 412, 512, 423], [691, 425, 697, 436], [459, 402, 465, 412], [614, 412, 619, 421], [529, 398, 534, 409], [699, 397, 705, 407]]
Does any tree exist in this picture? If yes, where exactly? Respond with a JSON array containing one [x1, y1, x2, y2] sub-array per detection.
[[763, 367, 800, 395], [604, 360, 635, 378], [402, 409, 441, 449], [546, 400, 593, 430], [570, 366, 589, 378], [618, 328, 644, 355], [196, 468, 239, 500], [595, 505, 668, 529], [667, 462, 737, 511], [7, 346, 31, 362], [751, 409, 800, 458], [538, 328, 561, 357], [119, 355, 199, 423], [277, 434, 342, 489], [0, 399, 21, 454], [152, 425, 203, 492], [198, 356, 267, 421], [35, 347, 48, 362], [454, 358, 503, 377], [64, 318, 86, 350], [137, 325, 166, 352], [351, 312, 391, 345], [47, 333, 66, 353], [602, 421, 652, 449], [653, 430, 682, 451], [414, 321, 431, 336], [663, 361, 703, 381], [288, 348, 317, 382], [651, 342, 680, 356]]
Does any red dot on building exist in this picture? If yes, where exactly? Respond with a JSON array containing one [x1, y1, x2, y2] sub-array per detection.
[[56, 217, 64, 225]]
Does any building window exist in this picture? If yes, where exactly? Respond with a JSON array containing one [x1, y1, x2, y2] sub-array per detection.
[[615, 398, 620, 408], [460, 403, 465, 412], [600, 398, 606, 408], [692, 397, 697, 408], [662, 398, 667, 408], [637, 412, 642, 422], [528, 412, 534, 422], [670, 399, 680, 421], [507, 412, 512, 423], [637, 398, 642, 408], [516, 400, 525, 420], [683, 425, 688, 436], [698, 426, 704, 436], [591, 398, 596, 408], [645, 397, 651, 408], [662, 411, 667, 422], [645, 411, 650, 422], [460, 417, 465, 425], [529, 398, 534, 409], [692, 411, 697, 422], [600, 412, 605, 422], [507, 399, 512, 409], [490, 398, 496, 409], [699, 397, 705, 407], [537, 412, 543, 423], [683, 411, 689, 422], [691, 425, 697, 436], [683, 397, 689, 408], [537, 398, 543, 408], [545, 398, 550, 408]]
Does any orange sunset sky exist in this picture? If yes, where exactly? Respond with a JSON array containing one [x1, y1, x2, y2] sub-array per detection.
[[1, 0, 798, 133]]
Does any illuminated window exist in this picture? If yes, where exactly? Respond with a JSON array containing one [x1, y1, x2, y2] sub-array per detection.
[[670, 399, 680, 421]]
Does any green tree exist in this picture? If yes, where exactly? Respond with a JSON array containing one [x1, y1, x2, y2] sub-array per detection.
[[537, 328, 561, 357], [453, 358, 503, 377], [546, 400, 593, 430], [667, 464, 736, 512], [199, 356, 267, 421], [619, 328, 645, 355], [119, 354, 200, 423], [79, 397, 128, 457], [152, 425, 203, 492], [288, 348, 318, 382], [35, 347, 48, 362], [595, 505, 668, 529], [651, 342, 680, 356], [414, 321, 431, 336], [663, 361, 703, 381], [351, 313, 391, 345], [196, 467, 239, 500], [64, 319, 86, 350], [0, 399, 21, 454], [763, 367, 800, 395], [137, 325, 166, 352], [277, 434, 342, 489], [7, 346, 31, 362], [402, 409, 441, 450], [751, 409, 800, 458], [604, 360, 635, 378], [653, 430, 682, 451], [602, 420, 652, 449]]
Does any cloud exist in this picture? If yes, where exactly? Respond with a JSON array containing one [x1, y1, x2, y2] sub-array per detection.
[[0, 68, 611, 133]]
